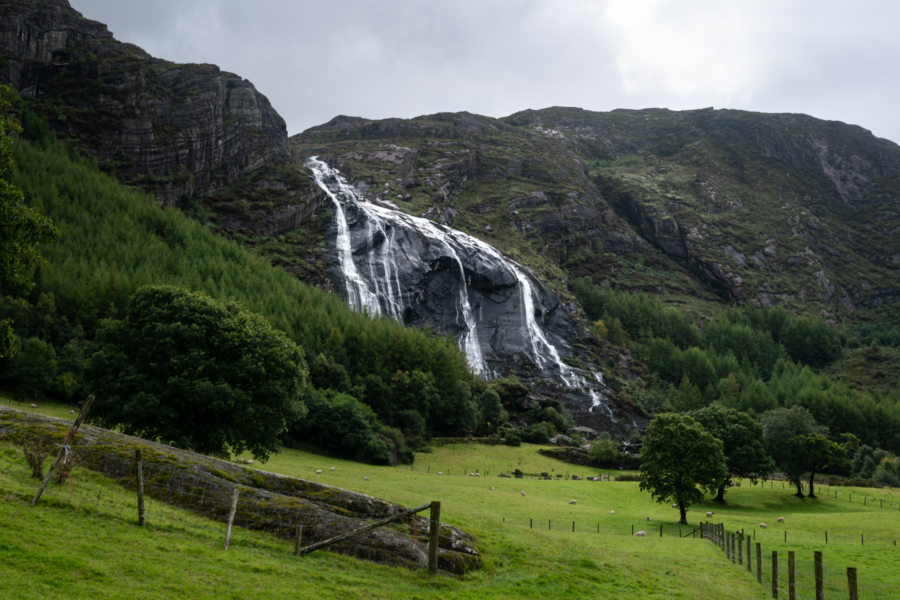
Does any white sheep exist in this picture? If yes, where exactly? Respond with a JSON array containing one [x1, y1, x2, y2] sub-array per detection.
[[521, 490, 526, 496], [760, 523, 768, 528], [777, 517, 785, 523], [672, 503, 679, 508], [706, 511, 714, 517], [315, 469, 323, 475], [634, 530, 647, 537], [30, 403, 37, 408], [364, 476, 369, 481], [437, 471, 444, 476], [489, 486, 495, 490], [610, 510, 616, 515], [330, 466, 335, 472], [569, 499, 577, 505]]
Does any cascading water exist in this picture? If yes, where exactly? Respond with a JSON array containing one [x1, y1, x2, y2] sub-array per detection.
[[306, 156, 611, 413]]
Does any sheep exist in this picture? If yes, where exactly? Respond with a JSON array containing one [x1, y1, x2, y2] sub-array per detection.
[[672, 503, 679, 509], [521, 490, 526, 496], [634, 530, 647, 537], [437, 471, 444, 476], [569, 499, 577, 505], [777, 517, 785, 523], [30, 403, 37, 408], [330, 466, 335, 472], [706, 511, 714, 517], [610, 510, 616, 515], [364, 476, 369, 481], [646, 516, 651, 521], [760, 523, 768, 528], [489, 486, 495, 490], [315, 469, 323, 475]]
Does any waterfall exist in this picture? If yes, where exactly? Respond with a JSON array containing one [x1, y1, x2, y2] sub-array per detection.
[[306, 156, 610, 412]]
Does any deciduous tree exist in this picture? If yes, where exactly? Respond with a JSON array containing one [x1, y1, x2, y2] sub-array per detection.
[[691, 404, 774, 502], [639, 413, 727, 524], [88, 286, 307, 460]]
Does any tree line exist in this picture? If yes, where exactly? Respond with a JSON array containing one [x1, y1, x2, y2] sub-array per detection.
[[572, 277, 900, 453]]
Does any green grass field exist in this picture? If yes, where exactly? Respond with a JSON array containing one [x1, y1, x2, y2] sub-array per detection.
[[1, 404, 898, 599]]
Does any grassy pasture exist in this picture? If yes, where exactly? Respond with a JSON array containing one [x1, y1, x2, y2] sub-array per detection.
[[2, 406, 897, 599]]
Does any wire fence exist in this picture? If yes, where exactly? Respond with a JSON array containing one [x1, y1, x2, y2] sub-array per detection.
[[702, 522, 899, 600]]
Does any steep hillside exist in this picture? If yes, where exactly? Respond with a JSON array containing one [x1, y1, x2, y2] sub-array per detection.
[[294, 108, 900, 320]]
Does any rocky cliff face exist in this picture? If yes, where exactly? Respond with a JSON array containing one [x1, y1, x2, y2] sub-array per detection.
[[0, 0, 290, 205], [296, 108, 900, 317]]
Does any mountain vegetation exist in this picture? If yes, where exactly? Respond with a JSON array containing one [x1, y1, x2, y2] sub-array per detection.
[[1, 0, 898, 489]]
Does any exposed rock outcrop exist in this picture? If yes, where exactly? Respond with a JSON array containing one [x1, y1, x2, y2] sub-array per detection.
[[0, 0, 289, 205], [1, 408, 481, 574]]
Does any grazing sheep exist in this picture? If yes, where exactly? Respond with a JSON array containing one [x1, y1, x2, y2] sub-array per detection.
[[634, 530, 647, 537], [364, 476, 369, 481], [70, 410, 75, 415], [777, 517, 785, 523], [30, 403, 37, 408], [760, 523, 768, 528], [706, 511, 714, 517], [315, 469, 323, 475], [437, 471, 444, 476], [489, 486, 495, 490], [646, 516, 651, 521], [330, 466, 335, 472], [569, 499, 577, 505], [521, 490, 526, 496], [672, 503, 679, 508], [610, 510, 616, 515]]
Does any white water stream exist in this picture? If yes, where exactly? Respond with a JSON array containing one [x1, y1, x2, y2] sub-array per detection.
[[306, 156, 609, 412]]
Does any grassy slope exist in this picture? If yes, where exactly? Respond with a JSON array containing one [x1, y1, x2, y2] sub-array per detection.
[[4, 405, 898, 599]]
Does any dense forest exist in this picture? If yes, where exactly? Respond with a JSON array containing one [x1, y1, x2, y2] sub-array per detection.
[[572, 277, 900, 455]]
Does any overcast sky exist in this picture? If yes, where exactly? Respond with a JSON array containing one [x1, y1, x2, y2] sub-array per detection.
[[70, 0, 899, 144]]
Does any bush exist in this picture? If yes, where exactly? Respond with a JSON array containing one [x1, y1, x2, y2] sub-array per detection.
[[589, 433, 619, 466]]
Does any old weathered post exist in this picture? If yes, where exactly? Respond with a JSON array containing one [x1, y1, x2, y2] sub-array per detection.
[[814, 551, 823, 600], [756, 543, 762, 583], [32, 395, 94, 506], [726, 532, 731, 560], [846, 567, 858, 600], [135, 449, 145, 526], [746, 536, 752, 572], [738, 532, 743, 565], [428, 501, 440, 575], [788, 551, 795, 600], [224, 487, 240, 550], [772, 551, 778, 599], [294, 524, 303, 556]]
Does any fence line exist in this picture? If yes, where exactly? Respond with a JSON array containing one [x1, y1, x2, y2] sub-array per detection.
[[701, 522, 899, 600]]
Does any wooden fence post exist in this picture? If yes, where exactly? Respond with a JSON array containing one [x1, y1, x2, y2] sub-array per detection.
[[224, 487, 240, 550], [135, 449, 145, 526], [726, 532, 731, 560], [814, 551, 823, 600], [738, 532, 743, 565], [772, 551, 778, 599], [294, 524, 303, 556], [756, 543, 762, 583], [31, 395, 94, 506], [428, 501, 440, 575], [746, 536, 751, 572], [788, 551, 795, 600], [846, 567, 858, 600]]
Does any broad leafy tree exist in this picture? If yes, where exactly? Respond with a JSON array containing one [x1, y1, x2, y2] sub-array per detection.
[[88, 286, 308, 460], [691, 404, 774, 503], [639, 412, 727, 524], [759, 405, 828, 497]]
